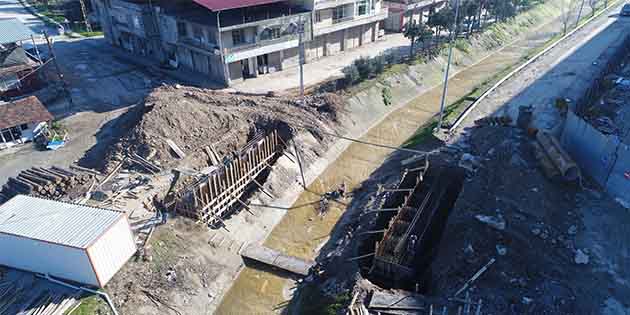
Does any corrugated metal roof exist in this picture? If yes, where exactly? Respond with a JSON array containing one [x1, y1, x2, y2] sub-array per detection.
[[193, 0, 287, 11], [0, 195, 125, 249], [0, 18, 35, 44]]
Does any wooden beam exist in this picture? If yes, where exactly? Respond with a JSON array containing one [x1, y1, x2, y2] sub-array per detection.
[[347, 253, 375, 262]]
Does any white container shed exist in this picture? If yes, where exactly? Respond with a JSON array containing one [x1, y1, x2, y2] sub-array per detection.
[[0, 195, 137, 288]]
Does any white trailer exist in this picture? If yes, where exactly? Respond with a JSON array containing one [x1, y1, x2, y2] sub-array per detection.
[[0, 195, 137, 288]]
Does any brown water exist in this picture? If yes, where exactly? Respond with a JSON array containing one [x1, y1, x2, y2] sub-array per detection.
[[215, 22, 563, 315]]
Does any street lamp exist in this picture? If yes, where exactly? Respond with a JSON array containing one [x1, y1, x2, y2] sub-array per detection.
[[436, 0, 461, 133]]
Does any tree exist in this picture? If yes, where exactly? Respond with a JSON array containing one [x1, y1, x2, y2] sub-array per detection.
[[428, 8, 451, 38], [560, 0, 579, 34], [588, 0, 600, 16], [575, 0, 586, 27], [404, 21, 433, 56]]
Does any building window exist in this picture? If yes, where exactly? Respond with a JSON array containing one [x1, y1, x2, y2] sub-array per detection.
[[333, 6, 348, 23], [232, 29, 245, 45], [177, 22, 187, 38], [193, 25, 204, 42], [20, 124, 28, 130], [357, 0, 369, 16], [260, 27, 282, 41], [315, 11, 322, 23]]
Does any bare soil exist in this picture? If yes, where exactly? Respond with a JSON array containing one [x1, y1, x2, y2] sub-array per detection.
[[99, 86, 343, 173]]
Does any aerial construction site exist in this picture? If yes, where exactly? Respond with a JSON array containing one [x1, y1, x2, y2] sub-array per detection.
[[1, 0, 630, 315]]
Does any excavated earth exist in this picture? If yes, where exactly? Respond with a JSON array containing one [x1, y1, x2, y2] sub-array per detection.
[[98, 86, 344, 173]]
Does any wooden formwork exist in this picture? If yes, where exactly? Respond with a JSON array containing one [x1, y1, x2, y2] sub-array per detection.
[[372, 167, 425, 282], [176, 130, 281, 225]]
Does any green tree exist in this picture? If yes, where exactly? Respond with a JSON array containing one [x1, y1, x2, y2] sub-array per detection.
[[403, 21, 434, 55]]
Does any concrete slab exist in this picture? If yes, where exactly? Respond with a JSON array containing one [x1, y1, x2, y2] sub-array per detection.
[[241, 244, 314, 276]]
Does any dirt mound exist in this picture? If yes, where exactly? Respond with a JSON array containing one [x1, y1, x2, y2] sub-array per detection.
[[102, 86, 344, 172]]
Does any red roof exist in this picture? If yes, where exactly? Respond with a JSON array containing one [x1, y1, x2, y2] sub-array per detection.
[[0, 96, 53, 130], [193, 0, 286, 11]]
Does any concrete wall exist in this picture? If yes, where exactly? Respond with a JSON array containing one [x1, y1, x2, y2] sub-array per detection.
[[326, 29, 344, 54], [346, 26, 361, 50], [282, 47, 300, 69], [228, 61, 243, 81], [562, 111, 630, 206]]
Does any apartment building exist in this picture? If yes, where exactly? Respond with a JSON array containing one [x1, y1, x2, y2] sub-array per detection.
[[92, 0, 388, 86], [307, 0, 387, 60], [383, 0, 445, 32]]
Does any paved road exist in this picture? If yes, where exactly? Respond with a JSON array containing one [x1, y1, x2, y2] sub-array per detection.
[[0, 0, 59, 36], [459, 4, 630, 133]]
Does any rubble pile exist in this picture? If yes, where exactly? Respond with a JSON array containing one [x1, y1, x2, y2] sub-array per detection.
[[0, 167, 94, 203], [427, 125, 621, 314], [582, 69, 630, 137], [102, 86, 343, 172]]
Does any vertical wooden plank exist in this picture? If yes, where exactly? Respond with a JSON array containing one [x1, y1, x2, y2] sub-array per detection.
[[203, 182, 210, 205]]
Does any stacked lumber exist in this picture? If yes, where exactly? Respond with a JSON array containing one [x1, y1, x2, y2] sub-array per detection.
[[0, 167, 94, 202], [0, 280, 79, 315]]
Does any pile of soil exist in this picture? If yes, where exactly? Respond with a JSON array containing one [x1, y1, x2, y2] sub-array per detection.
[[102, 86, 344, 172]]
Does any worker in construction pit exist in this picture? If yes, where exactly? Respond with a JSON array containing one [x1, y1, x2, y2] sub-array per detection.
[[337, 182, 346, 199], [408, 235, 418, 256]]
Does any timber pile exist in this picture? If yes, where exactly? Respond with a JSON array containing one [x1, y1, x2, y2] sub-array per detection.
[[0, 279, 79, 315], [0, 167, 94, 203]]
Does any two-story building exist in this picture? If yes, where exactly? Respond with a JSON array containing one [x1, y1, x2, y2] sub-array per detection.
[[382, 0, 445, 32], [307, 0, 388, 60], [92, 0, 388, 86]]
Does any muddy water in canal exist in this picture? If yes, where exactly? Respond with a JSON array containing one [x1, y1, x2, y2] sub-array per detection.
[[215, 23, 563, 315]]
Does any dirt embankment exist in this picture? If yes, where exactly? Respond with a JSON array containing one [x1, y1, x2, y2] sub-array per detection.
[[100, 86, 343, 173]]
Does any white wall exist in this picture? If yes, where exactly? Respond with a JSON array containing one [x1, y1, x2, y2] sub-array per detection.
[[87, 217, 136, 287], [0, 232, 98, 286]]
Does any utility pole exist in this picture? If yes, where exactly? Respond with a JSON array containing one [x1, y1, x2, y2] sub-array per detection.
[[436, 0, 461, 132], [44, 31, 73, 111], [30, 34, 42, 65], [298, 16, 305, 105], [79, 0, 92, 33]]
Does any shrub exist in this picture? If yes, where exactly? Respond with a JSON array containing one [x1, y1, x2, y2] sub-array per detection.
[[372, 55, 386, 74], [382, 87, 393, 106], [384, 52, 397, 65], [342, 64, 360, 85], [354, 57, 374, 80]]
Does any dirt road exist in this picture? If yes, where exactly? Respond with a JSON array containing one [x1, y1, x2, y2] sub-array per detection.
[[216, 3, 630, 315]]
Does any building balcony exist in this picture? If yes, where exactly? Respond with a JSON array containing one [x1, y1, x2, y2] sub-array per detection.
[[223, 34, 300, 63], [177, 37, 220, 55], [313, 8, 388, 37], [220, 11, 312, 63], [384, 0, 445, 11], [314, 0, 357, 10], [226, 35, 298, 54]]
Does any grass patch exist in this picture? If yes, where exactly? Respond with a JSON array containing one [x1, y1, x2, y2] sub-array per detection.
[[293, 284, 351, 315], [77, 31, 104, 37], [66, 296, 108, 315]]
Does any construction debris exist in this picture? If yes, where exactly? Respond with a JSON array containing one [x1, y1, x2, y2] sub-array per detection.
[[532, 131, 581, 182], [474, 116, 512, 127], [454, 258, 496, 297]]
